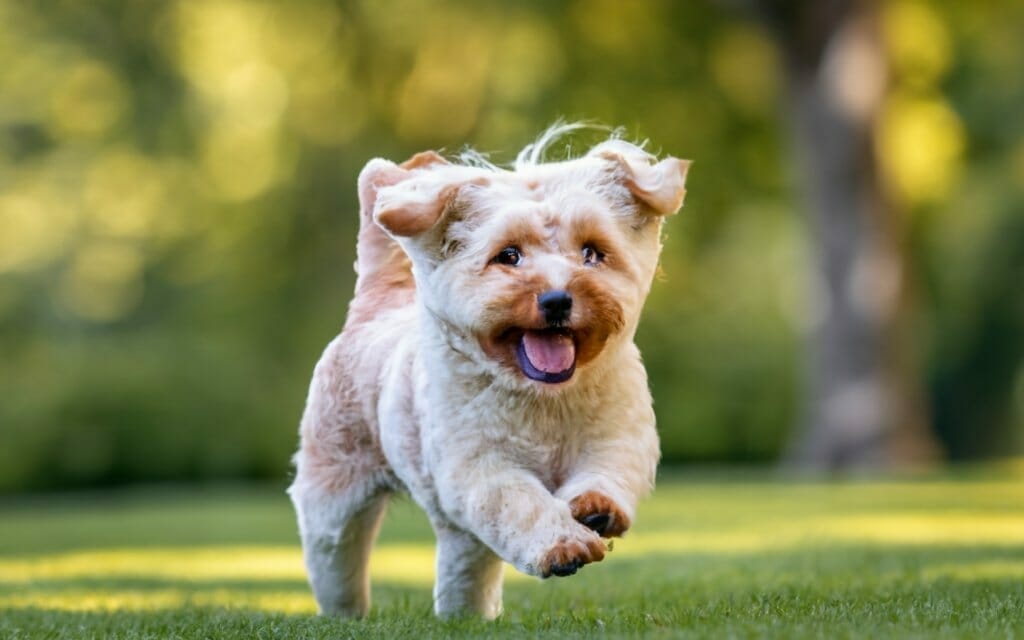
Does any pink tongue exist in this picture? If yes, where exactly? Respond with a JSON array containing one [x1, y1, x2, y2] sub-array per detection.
[[522, 331, 575, 373]]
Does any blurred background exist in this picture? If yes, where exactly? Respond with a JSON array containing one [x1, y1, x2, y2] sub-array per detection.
[[1, 0, 1022, 493]]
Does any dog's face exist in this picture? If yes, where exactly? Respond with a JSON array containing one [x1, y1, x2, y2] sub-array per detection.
[[362, 139, 689, 390]]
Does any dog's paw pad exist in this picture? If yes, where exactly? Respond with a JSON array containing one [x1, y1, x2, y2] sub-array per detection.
[[580, 513, 610, 533], [569, 491, 631, 538], [548, 560, 581, 577], [540, 536, 605, 578]]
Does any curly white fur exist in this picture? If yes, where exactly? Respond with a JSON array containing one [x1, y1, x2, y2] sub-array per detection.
[[288, 126, 689, 619]]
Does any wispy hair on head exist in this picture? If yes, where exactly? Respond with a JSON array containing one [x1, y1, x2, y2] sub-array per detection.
[[456, 147, 501, 172], [515, 121, 623, 169], [441, 122, 655, 173]]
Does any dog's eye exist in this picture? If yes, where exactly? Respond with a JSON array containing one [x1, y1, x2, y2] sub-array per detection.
[[582, 244, 605, 266], [493, 246, 522, 266]]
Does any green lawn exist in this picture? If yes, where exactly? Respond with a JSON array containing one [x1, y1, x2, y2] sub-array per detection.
[[2, 467, 1023, 639]]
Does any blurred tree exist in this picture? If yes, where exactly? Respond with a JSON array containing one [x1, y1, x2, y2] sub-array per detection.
[[753, 0, 939, 467]]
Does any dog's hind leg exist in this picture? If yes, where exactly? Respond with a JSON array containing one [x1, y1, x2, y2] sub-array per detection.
[[289, 477, 390, 617], [431, 523, 504, 619], [289, 331, 398, 617]]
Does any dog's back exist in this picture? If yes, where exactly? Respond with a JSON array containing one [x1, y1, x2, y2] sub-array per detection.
[[286, 173, 420, 615], [293, 158, 425, 493]]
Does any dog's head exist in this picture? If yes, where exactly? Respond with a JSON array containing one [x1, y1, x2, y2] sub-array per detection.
[[359, 131, 689, 391]]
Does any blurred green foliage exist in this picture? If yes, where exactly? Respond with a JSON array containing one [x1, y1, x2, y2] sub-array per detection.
[[1, 1, 1022, 490]]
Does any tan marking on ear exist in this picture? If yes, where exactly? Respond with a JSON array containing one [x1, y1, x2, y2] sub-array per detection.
[[626, 156, 690, 214], [399, 150, 449, 170], [594, 146, 691, 216], [375, 183, 459, 237], [375, 176, 489, 238], [357, 159, 410, 220]]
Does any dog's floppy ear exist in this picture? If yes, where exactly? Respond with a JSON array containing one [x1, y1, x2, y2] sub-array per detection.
[[358, 151, 485, 237], [591, 140, 691, 216], [357, 151, 451, 237]]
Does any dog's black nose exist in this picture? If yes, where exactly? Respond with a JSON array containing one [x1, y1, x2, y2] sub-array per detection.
[[538, 289, 572, 324]]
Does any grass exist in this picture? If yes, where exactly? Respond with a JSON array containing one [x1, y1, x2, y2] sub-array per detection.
[[2, 466, 1024, 638]]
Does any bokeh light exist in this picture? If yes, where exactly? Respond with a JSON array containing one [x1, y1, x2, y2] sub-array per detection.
[[0, 0, 1021, 491]]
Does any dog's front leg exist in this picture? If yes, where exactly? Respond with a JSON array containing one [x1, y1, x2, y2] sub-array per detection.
[[554, 427, 659, 539], [434, 456, 606, 579]]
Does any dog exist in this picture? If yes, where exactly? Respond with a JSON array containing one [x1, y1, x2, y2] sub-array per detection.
[[288, 125, 689, 619]]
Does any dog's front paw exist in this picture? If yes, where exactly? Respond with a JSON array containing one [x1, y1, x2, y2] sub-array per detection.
[[569, 491, 631, 538], [539, 532, 606, 578]]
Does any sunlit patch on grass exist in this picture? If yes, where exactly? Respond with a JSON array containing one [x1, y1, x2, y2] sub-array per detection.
[[0, 589, 189, 613], [0, 545, 432, 613], [0, 546, 304, 584], [923, 561, 1024, 582], [0, 545, 440, 586], [611, 512, 1024, 557], [0, 588, 319, 614], [0, 544, 535, 612]]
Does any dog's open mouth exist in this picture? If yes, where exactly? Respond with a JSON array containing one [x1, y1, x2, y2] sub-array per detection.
[[516, 329, 576, 384]]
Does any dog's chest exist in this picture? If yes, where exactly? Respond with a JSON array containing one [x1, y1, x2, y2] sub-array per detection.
[[460, 392, 595, 490], [496, 421, 582, 490], [417, 372, 611, 492]]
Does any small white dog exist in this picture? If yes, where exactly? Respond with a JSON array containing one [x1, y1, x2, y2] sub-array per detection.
[[288, 125, 689, 619]]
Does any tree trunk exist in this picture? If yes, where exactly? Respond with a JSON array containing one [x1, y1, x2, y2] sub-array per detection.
[[758, 0, 939, 467]]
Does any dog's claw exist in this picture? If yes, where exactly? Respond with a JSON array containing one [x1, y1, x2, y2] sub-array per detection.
[[580, 513, 611, 535]]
